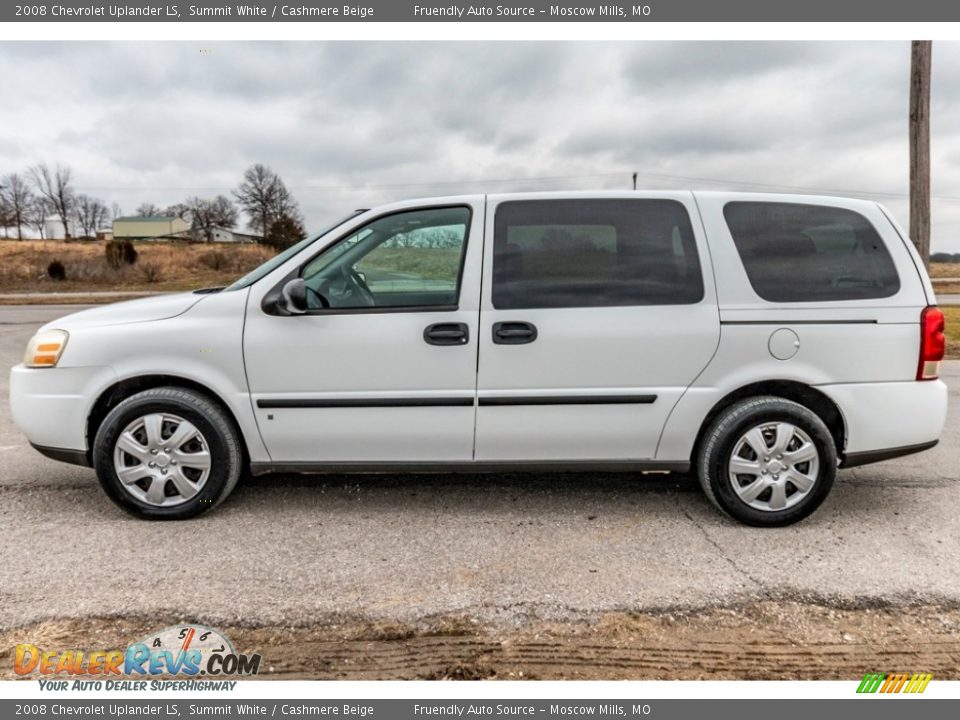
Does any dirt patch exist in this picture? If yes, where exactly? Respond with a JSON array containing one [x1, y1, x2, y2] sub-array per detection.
[[2, 602, 958, 680]]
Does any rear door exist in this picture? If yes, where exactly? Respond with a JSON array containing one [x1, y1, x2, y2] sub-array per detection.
[[474, 192, 720, 462]]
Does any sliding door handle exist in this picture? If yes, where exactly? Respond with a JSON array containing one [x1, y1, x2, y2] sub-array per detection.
[[424, 322, 469, 346], [492, 321, 538, 345]]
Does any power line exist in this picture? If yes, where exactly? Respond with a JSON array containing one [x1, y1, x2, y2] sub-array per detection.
[[75, 169, 960, 203], [77, 171, 627, 193]]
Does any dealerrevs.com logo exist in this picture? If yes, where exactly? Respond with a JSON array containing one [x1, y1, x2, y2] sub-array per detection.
[[14, 625, 261, 682]]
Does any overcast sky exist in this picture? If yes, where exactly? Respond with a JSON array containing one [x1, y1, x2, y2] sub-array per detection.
[[2, 41, 960, 251]]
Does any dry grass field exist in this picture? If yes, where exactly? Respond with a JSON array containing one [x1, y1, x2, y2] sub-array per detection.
[[0, 243, 956, 355], [0, 242, 956, 296], [0, 239, 276, 294], [930, 262, 960, 293], [943, 306, 960, 359], [929, 262, 960, 278]]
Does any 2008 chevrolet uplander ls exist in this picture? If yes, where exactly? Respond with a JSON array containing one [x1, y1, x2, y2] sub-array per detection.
[[10, 192, 948, 526]]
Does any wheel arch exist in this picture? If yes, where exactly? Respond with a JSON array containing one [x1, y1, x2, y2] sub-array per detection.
[[86, 374, 250, 466], [690, 380, 847, 466]]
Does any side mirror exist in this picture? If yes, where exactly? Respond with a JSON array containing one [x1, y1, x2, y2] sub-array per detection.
[[279, 277, 308, 315]]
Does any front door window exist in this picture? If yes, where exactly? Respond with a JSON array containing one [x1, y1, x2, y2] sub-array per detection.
[[301, 206, 471, 310]]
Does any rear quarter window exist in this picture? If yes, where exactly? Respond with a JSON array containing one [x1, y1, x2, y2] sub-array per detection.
[[723, 202, 900, 303]]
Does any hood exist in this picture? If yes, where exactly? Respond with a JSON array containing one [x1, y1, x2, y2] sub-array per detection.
[[41, 292, 208, 331]]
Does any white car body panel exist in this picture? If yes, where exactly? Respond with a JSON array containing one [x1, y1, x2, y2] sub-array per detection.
[[10, 364, 117, 450], [242, 195, 485, 463], [475, 191, 720, 461], [7, 190, 948, 481], [36, 292, 206, 330], [11, 289, 269, 462]]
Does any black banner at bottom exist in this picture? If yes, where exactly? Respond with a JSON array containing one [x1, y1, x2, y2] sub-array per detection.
[[1, 699, 957, 719]]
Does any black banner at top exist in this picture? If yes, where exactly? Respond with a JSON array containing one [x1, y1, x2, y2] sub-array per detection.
[[4, 0, 959, 23]]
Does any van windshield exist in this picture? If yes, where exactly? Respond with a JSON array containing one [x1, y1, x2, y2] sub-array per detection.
[[223, 211, 365, 291]]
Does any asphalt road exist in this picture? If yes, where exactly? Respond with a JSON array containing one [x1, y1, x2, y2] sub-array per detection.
[[1, 305, 958, 631]]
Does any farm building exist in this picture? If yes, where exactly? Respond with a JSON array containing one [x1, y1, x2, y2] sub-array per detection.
[[113, 216, 189, 240], [209, 227, 262, 243]]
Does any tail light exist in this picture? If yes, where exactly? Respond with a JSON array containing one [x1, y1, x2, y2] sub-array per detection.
[[917, 306, 945, 381]]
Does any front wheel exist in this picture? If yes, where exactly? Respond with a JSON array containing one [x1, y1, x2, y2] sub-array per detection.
[[93, 387, 243, 519], [697, 396, 837, 527]]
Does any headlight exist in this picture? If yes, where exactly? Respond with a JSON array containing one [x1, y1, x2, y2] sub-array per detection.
[[24, 329, 69, 368]]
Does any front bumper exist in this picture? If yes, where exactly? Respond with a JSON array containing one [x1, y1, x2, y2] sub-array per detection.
[[9, 364, 116, 457]]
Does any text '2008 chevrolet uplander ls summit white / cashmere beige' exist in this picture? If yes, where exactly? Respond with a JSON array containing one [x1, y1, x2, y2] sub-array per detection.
[[9, 191, 948, 525]]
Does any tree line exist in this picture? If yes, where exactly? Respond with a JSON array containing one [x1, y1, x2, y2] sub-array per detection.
[[0, 163, 307, 250], [930, 252, 960, 264]]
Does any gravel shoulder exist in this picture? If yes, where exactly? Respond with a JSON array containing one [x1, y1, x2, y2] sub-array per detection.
[[3, 602, 959, 680]]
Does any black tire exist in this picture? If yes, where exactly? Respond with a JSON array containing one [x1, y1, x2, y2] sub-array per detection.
[[697, 396, 837, 527], [93, 387, 243, 520]]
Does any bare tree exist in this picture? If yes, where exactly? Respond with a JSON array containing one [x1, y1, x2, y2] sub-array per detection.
[[233, 164, 302, 238], [27, 196, 53, 239], [1, 173, 34, 240], [111, 203, 123, 221], [135, 202, 163, 217], [74, 194, 111, 239], [272, 188, 303, 228], [29, 164, 75, 238], [910, 40, 932, 267], [164, 202, 191, 221], [186, 195, 238, 242], [0, 193, 11, 238]]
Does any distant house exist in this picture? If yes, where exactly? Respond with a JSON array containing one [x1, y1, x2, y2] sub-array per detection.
[[113, 216, 190, 240], [209, 226, 262, 244], [96, 228, 114, 241]]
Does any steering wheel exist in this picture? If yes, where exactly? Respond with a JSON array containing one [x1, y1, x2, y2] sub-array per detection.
[[315, 266, 376, 308], [345, 267, 376, 306]]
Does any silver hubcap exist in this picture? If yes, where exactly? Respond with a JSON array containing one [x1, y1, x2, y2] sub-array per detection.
[[728, 422, 819, 512], [112, 413, 211, 507]]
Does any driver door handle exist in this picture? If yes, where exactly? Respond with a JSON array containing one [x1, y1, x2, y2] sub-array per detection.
[[492, 321, 538, 345], [424, 322, 470, 346]]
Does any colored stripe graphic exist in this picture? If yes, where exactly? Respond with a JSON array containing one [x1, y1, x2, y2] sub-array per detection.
[[857, 673, 886, 693], [906, 673, 933, 693], [857, 672, 931, 694]]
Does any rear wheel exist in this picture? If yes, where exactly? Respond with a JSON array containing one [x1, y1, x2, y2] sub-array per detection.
[[93, 387, 242, 519], [697, 396, 837, 527]]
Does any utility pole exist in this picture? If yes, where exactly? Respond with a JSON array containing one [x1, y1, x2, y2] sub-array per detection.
[[909, 40, 932, 267]]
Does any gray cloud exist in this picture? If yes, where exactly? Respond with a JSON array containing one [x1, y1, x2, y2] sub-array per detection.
[[1, 41, 959, 251]]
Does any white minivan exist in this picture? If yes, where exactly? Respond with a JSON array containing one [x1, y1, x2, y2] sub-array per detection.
[[10, 192, 948, 525]]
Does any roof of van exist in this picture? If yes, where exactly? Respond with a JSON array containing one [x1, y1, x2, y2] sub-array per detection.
[[380, 190, 882, 205]]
